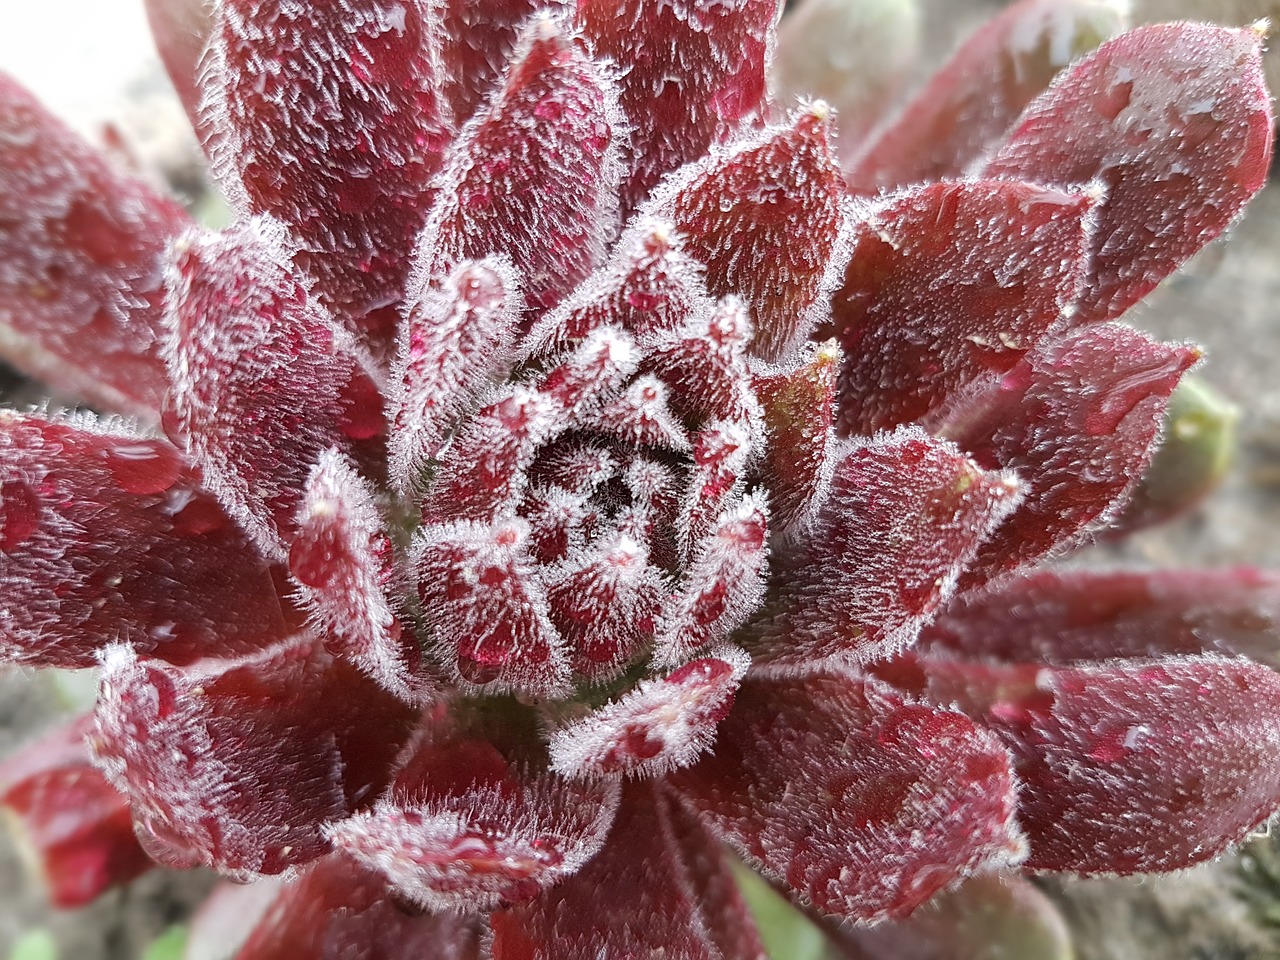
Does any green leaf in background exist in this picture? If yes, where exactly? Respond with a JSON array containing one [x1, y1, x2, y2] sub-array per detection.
[[733, 862, 832, 960], [140, 926, 188, 960], [8, 930, 56, 960]]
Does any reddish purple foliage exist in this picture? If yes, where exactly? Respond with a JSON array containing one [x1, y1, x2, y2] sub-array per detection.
[[0, 3, 1277, 957]]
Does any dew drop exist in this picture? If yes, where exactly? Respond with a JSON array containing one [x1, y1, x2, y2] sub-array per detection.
[[105, 441, 182, 495]]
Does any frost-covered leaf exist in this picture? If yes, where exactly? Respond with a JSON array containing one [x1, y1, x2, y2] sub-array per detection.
[[0, 411, 289, 668], [0, 74, 192, 419], [414, 517, 569, 695], [90, 640, 416, 878], [577, 0, 777, 212], [895, 654, 1280, 874], [327, 772, 619, 910], [677, 420, 752, 564], [550, 651, 748, 779], [937, 324, 1198, 588], [440, 0, 570, 123], [643, 297, 759, 432], [651, 105, 850, 363], [754, 340, 839, 536], [921, 567, 1280, 668], [979, 22, 1274, 324], [163, 218, 387, 560], [0, 716, 152, 908], [205, 0, 451, 329], [290, 450, 436, 704], [848, 0, 1128, 190], [520, 218, 712, 359], [668, 675, 1024, 925], [411, 15, 622, 317], [490, 784, 768, 960], [546, 529, 665, 680], [749, 427, 1022, 669], [655, 497, 769, 667], [830, 180, 1093, 435], [235, 857, 483, 960], [390, 257, 522, 493]]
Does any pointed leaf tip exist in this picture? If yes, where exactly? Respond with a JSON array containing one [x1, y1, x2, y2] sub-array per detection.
[[980, 21, 1274, 324]]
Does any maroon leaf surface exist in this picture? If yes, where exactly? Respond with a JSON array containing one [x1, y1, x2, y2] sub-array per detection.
[[979, 22, 1274, 325], [412, 16, 622, 317], [390, 257, 521, 493], [164, 218, 387, 560], [0, 74, 192, 419], [290, 450, 436, 704], [937, 324, 1198, 588], [669, 675, 1023, 925], [236, 857, 483, 960], [754, 340, 839, 536], [549, 651, 749, 779], [91, 639, 417, 878], [750, 427, 1021, 669], [921, 567, 1280, 668], [205, 0, 451, 329], [847, 0, 1127, 191], [829, 179, 1093, 436], [893, 654, 1280, 874], [652, 105, 849, 363], [415, 517, 570, 695], [490, 783, 768, 960], [0, 411, 289, 668], [577, 0, 777, 212], [521, 217, 713, 358], [0, 716, 153, 908], [327, 770, 619, 911], [440, 0, 569, 123]]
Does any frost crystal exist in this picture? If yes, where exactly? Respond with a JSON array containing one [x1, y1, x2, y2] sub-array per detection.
[[1, 0, 1278, 956]]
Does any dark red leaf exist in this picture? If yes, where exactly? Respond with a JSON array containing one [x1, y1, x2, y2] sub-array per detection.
[[754, 340, 839, 536], [749, 427, 1021, 669], [652, 105, 849, 363], [829, 179, 1093, 435], [414, 517, 570, 696], [577, 0, 777, 212], [0, 716, 153, 907], [90, 638, 417, 878], [0, 74, 192, 419], [237, 857, 483, 960], [390, 257, 522, 493], [413, 16, 622, 317], [291, 450, 437, 704], [549, 651, 749, 779], [164, 218, 387, 560], [490, 783, 767, 960], [979, 23, 1274, 324], [921, 567, 1280, 669], [896, 654, 1280, 874], [440, 0, 569, 123], [0, 411, 290, 668], [327, 770, 618, 911], [847, 0, 1127, 191], [144, 0, 214, 136], [937, 324, 1198, 589], [206, 0, 452, 328], [668, 675, 1023, 925]]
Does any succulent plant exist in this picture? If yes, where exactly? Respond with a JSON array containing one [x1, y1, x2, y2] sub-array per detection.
[[1, 0, 1279, 956]]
